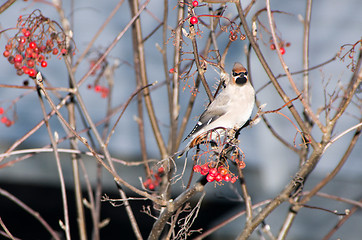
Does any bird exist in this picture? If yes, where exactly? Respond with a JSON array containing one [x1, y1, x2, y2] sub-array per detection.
[[178, 62, 255, 157]]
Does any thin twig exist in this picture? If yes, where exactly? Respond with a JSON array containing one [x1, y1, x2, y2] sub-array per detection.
[[147, 180, 205, 240], [0, 148, 158, 168], [194, 199, 272, 239], [237, 167, 253, 227], [72, 0, 125, 70], [266, 0, 325, 133], [189, 23, 214, 102], [300, 124, 361, 205], [235, 1, 319, 150], [302, 0, 313, 106], [322, 199, 361, 240], [256, 55, 337, 94], [0, 0, 16, 14], [0, 217, 16, 240], [105, 82, 156, 146], [323, 122, 362, 152], [34, 75, 71, 240], [35, 73, 166, 205], [331, 48, 362, 122], [65, 52, 143, 239], [0, 188, 60, 239], [129, 0, 167, 159]]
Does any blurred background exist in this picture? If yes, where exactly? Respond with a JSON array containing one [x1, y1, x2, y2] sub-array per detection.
[[0, 0, 361, 239]]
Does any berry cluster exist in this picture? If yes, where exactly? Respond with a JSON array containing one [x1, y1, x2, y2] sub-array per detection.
[[337, 40, 361, 72], [189, 1, 199, 25], [143, 167, 165, 191], [186, 0, 246, 42], [229, 28, 246, 42], [193, 164, 238, 183], [0, 107, 13, 127], [87, 84, 109, 98], [270, 42, 290, 55], [2, 10, 70, 77]]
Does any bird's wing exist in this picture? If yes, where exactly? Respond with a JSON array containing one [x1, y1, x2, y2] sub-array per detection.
[[184, 92, 231, 140]]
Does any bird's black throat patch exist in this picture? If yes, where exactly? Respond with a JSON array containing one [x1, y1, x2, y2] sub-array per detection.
[[236, 74, 247, 85]]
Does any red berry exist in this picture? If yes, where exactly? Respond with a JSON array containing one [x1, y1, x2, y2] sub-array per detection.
[[154, 173, 161, 182], [158, 167, 164, 174], [201, 164, 209, 172], [206, 174, 215, 182], [52, 48, 59, 55], [61, 48, 67, 55], [218, 167, 228, 176], [41, 61, 48, 68], [209, 168, 217, 177], [148, 183, 155, 190], [28, 68, 37, 77], [14, 54, 23, 62], [1, 116, 7, 123], [38, 55, 45, 62], [280, 47, 285, 55], [22, 66, 30, 74], [29, 41, 37, 49], [101, 92, 108, 98], [17, 44, 25, 53], [22, 28, 31, 37], [270, 44, 276, 50], [5, 119, 13, 127], [0, 107, 4, 114], [192, 0, 198, 7], [27, 59, 35, 67], [190, 16, 198, 25], [39, 45, 46, 52], [31, 52, 38, 59], [3, 50, 10, 58], [223, 174, 231, 182], [193, 165, 201, 172], [5, 44, 12, 51], [144, 178, 151, 185], [230, 177, 238, 183], [26, 47, 33, 56], [24, 30, 31, 37], [94, 85, 102, 92], [8, 56, 15, 64], [143, 179, 151, 189], [215, 174, 222, 182], [238, 161, 246, 169], [14, 62, 22, 70], [19, 36, 26, 44], [101, 87, 109, 94]]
